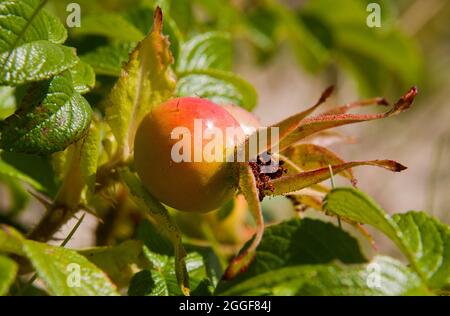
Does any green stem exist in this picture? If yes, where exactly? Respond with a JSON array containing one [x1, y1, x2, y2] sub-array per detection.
[[426, 134, 447, 214], [328, 165, 341, 228], [119, 167, 190, 296]]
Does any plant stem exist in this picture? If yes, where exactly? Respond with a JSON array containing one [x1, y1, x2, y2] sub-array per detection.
[[120, 167, 190, 295], [426, 133, 447, 214], [328, 164, 341, 228], [95, 187, 129, 245], [27, 205, 76, 242], [95, 155, 130, 193]]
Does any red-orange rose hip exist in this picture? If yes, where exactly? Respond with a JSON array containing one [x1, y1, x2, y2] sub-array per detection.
[[134, 97, 244, 212]]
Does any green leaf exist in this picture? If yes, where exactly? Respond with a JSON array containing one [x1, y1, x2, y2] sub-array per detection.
[[217, 256, 428, 296], [0, 151, 58, 195], [176, 69, 257, 110], [105, 8, 175, 158], [324, 188, 405, 245], [23, 240, 119, 296], [177, 32, 232, 72], [120, 167, 189, 295], [81, 42, 135, 77], [72, 12, 144, 42], [69, 61, 96, 94], [270, 2, 330, 73], [0, 224, 25, 256], [218, 218, 367, 293], [0, 86, 16, 119], [123, 6, 154, 35], [8, 278, 48, 296], [216, 198, 234, 221], [77, 6, 182, 76], [324, 188, 450, 288], [79, 121, 100, 197], [137, 219, 174, 256], [128, 250, 209, 296], [0, 155, 45, 191], [0, 41, 79, 86], [337, 50, 387, 96], [0, 255, 18, 296], [79, 240, 146, 288], [128, 269, 153, 296], [393, 212, 450, 288], [0, 71, 92, 154], [190, 278, 214, 296], [192, 0, 240, 30], [167, 0, 193, 33], [302, 0, 421, 94], [244, 6, 279, 53], [150, 0, 171, 14], [161, 14, 183, 62], [135, 217, 222, 290], [0, 0, 67, 48], [0, 0, 79, 85], [0, 174, 29, 216], [123, 6, 183, 62], [337, 29, 421, 91]]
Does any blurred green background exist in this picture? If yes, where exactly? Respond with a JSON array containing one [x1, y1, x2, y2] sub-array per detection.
[[1, 0, 450, 257]]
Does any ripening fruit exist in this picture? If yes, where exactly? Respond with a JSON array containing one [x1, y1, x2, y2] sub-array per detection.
[[134, 97, 244, 213], [222, 104, 261, 136]]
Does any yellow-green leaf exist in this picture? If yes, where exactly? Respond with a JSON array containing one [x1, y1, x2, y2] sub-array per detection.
[[79, 240, 145, 288], [79, 120, 101, 197], [23, 240, 119, 296], [105, 7, 175, 158], [72, 12, 144, 42], [324, 188, 450, 289], [0, 255, 18, 296], [81, 42, 135, 77], [0, 224, 24, 256], [69, 61, 96, 94]]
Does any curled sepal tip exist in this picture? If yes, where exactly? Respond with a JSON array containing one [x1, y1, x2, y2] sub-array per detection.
[[224, 163, 264, 280]]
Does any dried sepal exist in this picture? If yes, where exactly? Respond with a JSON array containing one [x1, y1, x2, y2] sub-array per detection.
[[318, 96, 388, 116], [279, 87, 417, 150], [286, 193, 323, 212], [269, 160, 406, 196], [282, 143, 354, 181], [237, 86, 334, 160], [224, 163, 265, 280]]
